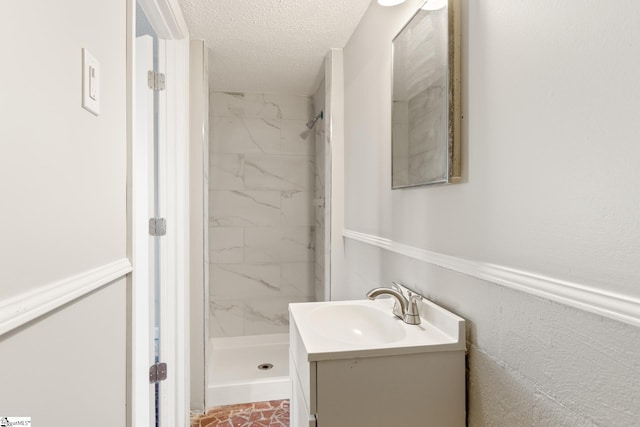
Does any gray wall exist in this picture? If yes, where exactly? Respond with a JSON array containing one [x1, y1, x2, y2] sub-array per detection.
[[0, 0, 128, 425], [341, 0, 640, 425]]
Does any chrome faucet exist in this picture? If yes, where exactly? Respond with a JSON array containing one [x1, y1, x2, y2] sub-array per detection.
[[366, 285, 422, 325]]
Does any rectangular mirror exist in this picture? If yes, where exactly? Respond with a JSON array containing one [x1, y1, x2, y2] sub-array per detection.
[[391, 0, 461, 189]]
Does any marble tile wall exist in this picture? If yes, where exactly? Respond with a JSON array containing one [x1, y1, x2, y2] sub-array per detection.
[[209, 91, 317, 337], [313, 80, 327, 302]]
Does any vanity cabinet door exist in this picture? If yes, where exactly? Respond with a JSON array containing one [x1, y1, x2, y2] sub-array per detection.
[[315, 352, 466, 427], [291, 360, 316, 427], [290, 320, 317, 414]]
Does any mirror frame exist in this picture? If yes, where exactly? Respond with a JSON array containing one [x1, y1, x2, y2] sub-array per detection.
[[391, 0, 461, 189]]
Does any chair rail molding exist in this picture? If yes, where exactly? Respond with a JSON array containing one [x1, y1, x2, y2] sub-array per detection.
[[0, 259, 132, 336], [343, 229, 640, 328]]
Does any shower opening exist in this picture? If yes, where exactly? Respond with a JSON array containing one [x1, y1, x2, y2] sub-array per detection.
[[205, 83, 329, 408]]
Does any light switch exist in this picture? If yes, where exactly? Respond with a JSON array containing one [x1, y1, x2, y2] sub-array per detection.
[[82, 48, 100, 116], [89, 66, 97, 100]]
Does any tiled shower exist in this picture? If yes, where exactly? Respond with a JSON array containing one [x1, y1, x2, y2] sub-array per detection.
[[208, 91, 325, 337], [206, 90, 326, 406]]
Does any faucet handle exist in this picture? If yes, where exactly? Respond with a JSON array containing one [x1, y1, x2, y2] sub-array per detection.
[[408, 292, 422, 309], [404, 292, 422, 325]]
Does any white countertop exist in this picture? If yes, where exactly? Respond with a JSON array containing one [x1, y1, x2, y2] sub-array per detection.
[[289, 298, 466, 362]]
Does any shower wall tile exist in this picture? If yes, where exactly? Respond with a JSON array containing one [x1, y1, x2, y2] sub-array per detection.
[[210, 91, 280, 120], [244, 227, 314, 263], [243, 296, 314, 336], [210, 92, 244, 118], [263, 94, 313, 120], [210, 263, 281, 298], [314, 128, 325, 196], [243, 93, 282, 119], [209, 294, 315, 337], [209, 190, 280, 227], [281, 191, 314, 226], [244, 118, 281, 152], [315, 261, 324, 303], [209, 300, 244, 337], [209, 91, 317, 338], [279, 227, 315, 262], [314, 215, 325, 254], [210, 117, 281, 154], [281, 120, 314, 156], [243, 298, 290, 336], [244, 228, 281, 263], [313, 80, 328, 302], [243, 154, 314, 191], [281, 262, 315, 297], [209, 153, 245, 190], [209, 227, 244, 264]]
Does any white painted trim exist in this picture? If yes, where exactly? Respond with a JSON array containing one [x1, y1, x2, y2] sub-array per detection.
[[138, 0, 188, 39], [128, 1, 190, 426], [159, 36, 191, 427], [327, 49, 345, 301], [188, 39, 209, 413], [0, 259, 132, 337], [343, 229, 640, 328], [131, 33, 155, 427], [170, 39, 192, 427]]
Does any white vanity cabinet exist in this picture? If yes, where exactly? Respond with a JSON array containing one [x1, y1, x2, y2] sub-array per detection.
[[289, 299, 466, 427]]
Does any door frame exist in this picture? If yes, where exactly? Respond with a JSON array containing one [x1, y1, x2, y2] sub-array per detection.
[[127, 0, 190, 426]]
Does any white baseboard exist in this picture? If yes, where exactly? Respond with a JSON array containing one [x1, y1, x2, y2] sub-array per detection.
[[343, 229, 640, 328], [0, 258, 132, 336]]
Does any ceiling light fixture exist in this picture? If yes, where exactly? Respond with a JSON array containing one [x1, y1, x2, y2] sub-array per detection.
[[377, 0, 406, 6]]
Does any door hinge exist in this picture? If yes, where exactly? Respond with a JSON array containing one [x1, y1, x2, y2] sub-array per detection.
[[149, 362, 168, 383], [147, 71, 166, 91], [149, 218, 166, 236]]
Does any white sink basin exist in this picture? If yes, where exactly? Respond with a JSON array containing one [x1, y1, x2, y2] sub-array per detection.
[[289, 298, 466, 361], [307, 304, 406, 345]]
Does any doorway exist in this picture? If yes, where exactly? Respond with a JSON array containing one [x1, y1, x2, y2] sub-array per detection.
[[129, 0, 191, 425]]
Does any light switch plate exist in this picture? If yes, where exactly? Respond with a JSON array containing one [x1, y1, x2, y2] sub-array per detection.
[[82, 48, 100, 116]]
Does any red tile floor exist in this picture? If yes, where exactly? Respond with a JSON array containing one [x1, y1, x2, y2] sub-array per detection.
[[191, 400, 289, 427]]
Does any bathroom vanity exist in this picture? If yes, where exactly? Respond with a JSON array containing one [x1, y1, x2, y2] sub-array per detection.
[[289, 297, 466, 427]]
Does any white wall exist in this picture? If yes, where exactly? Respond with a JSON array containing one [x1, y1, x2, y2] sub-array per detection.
[[0, 1, 128, 424], [342, 0, 640, 425]]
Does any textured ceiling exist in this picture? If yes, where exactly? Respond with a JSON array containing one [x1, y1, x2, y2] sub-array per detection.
[[178, 0, 372, 96]]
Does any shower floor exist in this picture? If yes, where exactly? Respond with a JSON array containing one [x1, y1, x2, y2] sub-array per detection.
[[207, 334, 290, 407]]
